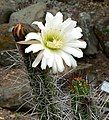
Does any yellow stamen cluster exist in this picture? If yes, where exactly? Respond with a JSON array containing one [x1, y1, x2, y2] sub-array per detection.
[[43, 29, 63, 50]]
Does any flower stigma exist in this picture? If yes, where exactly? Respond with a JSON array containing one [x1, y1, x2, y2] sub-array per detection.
[[42, 29, 63, 50]]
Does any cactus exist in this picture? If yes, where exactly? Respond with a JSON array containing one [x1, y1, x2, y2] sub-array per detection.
[[12, 23, 66, 120]]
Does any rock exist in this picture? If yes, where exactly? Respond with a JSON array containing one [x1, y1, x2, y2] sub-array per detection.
[[93, 0, 104, 2], [0, 24, 16, 51], [0, 107, 38, 120], [0, 49, 20, 67], [0, 65, 33, 110], [9, 3, 46, 25], [79, 12, 98, 56], [0, 0, 15, 24], [94, 17, 109, 58]]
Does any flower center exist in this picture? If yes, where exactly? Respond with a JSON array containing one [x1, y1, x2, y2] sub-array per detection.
[[43, 29, 63, 50]]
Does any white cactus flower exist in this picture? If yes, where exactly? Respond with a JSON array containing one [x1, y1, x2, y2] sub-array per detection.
[[24, 12, 87, 73]]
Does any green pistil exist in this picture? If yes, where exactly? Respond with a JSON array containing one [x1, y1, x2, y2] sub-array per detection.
[[43, 30, 63, 50]]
